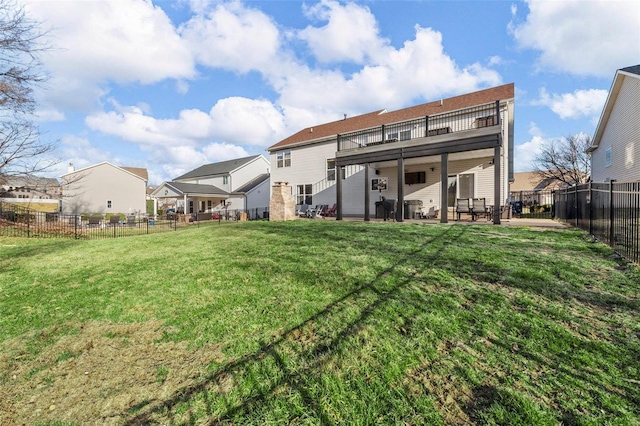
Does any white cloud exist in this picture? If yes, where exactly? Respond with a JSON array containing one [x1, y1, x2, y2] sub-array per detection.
[[26, 0, 196, 111], [180, 1, 280, 73], [85, 96, 286, 148], [276, 24, 502, 116], [514, 135, 547, 172], [511, 0, 640, 77], [209, 97, 286, 146], [298, 0, 389, 64], [534, 88, 608, 120]]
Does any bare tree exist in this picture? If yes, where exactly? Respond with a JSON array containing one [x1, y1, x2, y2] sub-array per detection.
[[1, 0, 55, 181], [533, 133, 592, 186]]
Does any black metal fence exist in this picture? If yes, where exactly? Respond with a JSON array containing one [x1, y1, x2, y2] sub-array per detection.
[[509, 190, 555, 219], [0, 201, 270, 240], [554, 182, 640, 265]]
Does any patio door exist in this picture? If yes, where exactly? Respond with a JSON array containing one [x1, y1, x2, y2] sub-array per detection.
[[447, 173, 475, 207]]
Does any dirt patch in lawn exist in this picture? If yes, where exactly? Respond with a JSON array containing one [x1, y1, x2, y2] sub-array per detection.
[[0, 320, 225, 425]]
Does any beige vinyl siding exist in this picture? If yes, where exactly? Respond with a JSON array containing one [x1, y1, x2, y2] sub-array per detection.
[[61, 163, 146, 214], [229, 156, 270, 191], [592, 76, 640, 183], [373, 156, 505, 213], [270, 141, 338, 200]]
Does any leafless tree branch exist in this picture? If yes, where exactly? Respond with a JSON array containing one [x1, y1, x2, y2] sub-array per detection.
[[0, 0, 57, 182], [533, 134, 592, 186]]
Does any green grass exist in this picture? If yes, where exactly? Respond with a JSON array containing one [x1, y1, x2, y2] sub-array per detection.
[[1, 220, 639, 425]]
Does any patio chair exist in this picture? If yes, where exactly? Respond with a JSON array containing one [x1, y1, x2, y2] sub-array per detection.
[[324, 203, 337, 217], [296, 204, 309, 217], [472, 198, 490, 221], [420, 206, 438, 219], [456, 198, 472, 221], [307, 204, 324, 218]]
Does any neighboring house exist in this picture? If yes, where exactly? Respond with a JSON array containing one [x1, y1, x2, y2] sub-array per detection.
[[587, 65, 640, 182], [150, 155, 270, 216], [267, 83, 515, 223], [0, 175, 62, 200], [511, 171, 565, 206], [60, 162, 148, 215]]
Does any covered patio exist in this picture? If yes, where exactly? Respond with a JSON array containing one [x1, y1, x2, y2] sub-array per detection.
[[150, 181, 229, 220]]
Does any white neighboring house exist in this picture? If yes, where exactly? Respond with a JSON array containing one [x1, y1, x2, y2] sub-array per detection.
[[587, 65, 640, 183], [150, 155, 270, 218], [267, 84, 515, 223], [60, 162, 148, 215]]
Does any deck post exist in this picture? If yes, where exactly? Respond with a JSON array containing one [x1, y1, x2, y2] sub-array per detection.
[[493, 144, 501, 224], [440, 153, 448, 223], [397, 157, 404, 222], [336, 161, 343, 221], [364, 164, 370, 221]]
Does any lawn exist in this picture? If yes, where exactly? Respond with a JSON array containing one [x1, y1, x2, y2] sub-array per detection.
[[1, 221, 638, 425]]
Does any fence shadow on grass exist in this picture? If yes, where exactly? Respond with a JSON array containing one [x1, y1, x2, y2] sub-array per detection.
[[124, 226, 463, 424]]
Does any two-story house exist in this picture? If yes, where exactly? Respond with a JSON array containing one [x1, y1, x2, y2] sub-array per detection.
[[0, 175, 62, 200], [150, 155, 270, 218], [267, 84, 514, 223], [587, 65, 640, 183], [60, 162, 148, 215]]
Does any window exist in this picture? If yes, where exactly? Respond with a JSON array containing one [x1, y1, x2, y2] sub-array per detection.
[[223, 176, 229, 185], [327, 159, 336, 181], [297, 184, 312, 205], [371, 177, 388, 191], [387, 132, 398, 141], [107, 200, 112, 208], [605, 146, 611, 167], [400, 130, 411, 141], [207, 200, 212, 210], [404, 171, 426, 185], [326, 159, 346, 181], [277, 150, 291, 168]]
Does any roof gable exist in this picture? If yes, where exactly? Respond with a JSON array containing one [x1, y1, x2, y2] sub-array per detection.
[[268, 83, 514, 151], [232, 174, 270, 194], [174, 155, 263, 180], [60, 162, 148, 182], [588, 64, 640, 152]]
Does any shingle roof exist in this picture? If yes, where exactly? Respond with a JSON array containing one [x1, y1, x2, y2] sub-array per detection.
[[620, 64, 640, 76], [166, 182, 228, 196], [1, 175, 60, 187], [122, 167, 148, 181], [174, 155, 262, 180], [232, 174, 270, 194], [268, 83, 514, 151]]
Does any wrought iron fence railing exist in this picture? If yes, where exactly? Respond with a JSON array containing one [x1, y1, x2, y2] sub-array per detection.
[[554, 181, 640, 265], [338, 101, 504, 151], [509, 190, 554, 219], [0, 201, 270, 240]]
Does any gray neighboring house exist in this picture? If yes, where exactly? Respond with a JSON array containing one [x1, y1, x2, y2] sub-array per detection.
[[60, 162, 148, 215], [150, 155, 270, 216], [587, 65, 640, 182]]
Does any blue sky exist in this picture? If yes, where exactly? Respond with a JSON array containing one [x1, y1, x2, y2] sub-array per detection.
[[24, 0, 640, 185]]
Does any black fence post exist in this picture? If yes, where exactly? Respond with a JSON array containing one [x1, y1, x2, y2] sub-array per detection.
[[588, 181, 593, 236], [609, 180, 616, 247], [574, 184, 579, 228]]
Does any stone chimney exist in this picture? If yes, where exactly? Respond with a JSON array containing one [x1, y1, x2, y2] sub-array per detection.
[[269, 181, 296, 221], [68, 163, 75, 173]]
